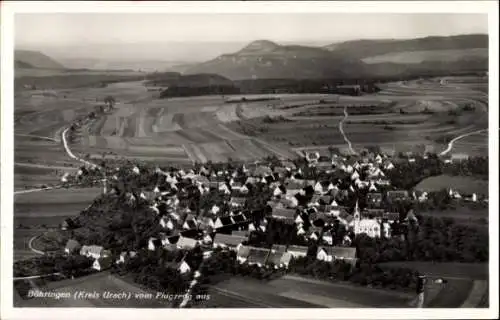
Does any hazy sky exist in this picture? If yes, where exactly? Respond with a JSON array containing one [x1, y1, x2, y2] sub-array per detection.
[[14, 13, 488, 62], [16, 13, 488, 46]]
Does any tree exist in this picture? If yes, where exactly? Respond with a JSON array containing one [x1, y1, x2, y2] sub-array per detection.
[[104, 96, 116, 110]]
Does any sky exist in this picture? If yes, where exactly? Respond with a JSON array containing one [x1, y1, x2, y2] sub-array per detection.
[[15, 13, 488, 61]]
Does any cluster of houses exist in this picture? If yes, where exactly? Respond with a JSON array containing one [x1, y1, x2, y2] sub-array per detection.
[[59, 151, 405, 275], [60, 149, 485, 277]]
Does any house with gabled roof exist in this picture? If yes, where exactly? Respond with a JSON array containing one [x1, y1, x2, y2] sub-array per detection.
[[273, 185, 287, 197], [182, 219, 198, 230], [93, 256, 113, 271], [387, 190, 409, 202], [148, 237, 162, 251], [287, 245, 308, 258], [316, 246, 357, 266], [213, 233, 247, 248], [160, 216, 175, 230], [232, 229, 249, 237], [176, 236, 198, 250], [64, 239, 81, 255], [80, 245, 109, 259], [273, 166, 289, 178], [247, 247, 272, 267], [230, 197, 247, 208], [214, 216, 236, 229], [245, 177, 261, 186], [331, 246, 357, 267], [267, 251, 293, 269], [116, 251, 137, 265], [271, 207, 296, 222]]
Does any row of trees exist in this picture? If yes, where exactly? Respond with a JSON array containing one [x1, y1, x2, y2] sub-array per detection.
[[353, 215, 488, 264], [289, 256, 419, 292], [14, 254, 93, 278]]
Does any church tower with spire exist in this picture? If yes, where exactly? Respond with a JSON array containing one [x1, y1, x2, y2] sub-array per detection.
[[353, 199, 360, 234]]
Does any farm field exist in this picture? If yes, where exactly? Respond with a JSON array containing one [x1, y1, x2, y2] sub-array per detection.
[[14, 272, 172, 308], [361, 48, 488, 64], [379, 262, 488, 308], [13, 228, 47, 262], [379, 262, 488, 281], [200, 275, 413, 308], [15, 76, 488, 168], [416, 174, 488, 195], [227, 76, 488, 155], [14, 188, 101, 222], [13, 188, 101, 261]]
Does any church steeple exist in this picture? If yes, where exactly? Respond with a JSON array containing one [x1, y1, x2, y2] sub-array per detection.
[[354, 199, 360, 219]]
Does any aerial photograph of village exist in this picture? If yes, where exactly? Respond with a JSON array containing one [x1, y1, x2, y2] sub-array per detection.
[[10, 10, 491, 310]]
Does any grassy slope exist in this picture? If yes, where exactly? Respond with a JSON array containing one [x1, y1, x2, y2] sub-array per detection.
[[415, 174, 488, 194]]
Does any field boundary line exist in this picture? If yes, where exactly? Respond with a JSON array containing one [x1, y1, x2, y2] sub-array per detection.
[[14, 273, 62, 281]]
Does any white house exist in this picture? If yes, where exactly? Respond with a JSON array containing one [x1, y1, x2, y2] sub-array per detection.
[[322, 233, 333, 245], [384, 161, 395, 170], [211, 205, 220, 215], [297, 227, 306, 236], [148, 238, 158, 251], [160, 217, 175, 230], [355, 219, 382, 238], [295, 215, 304, 224], [92, 257, 113, 271], [351, 171, 360, 181], [178, 261, 191, 274]]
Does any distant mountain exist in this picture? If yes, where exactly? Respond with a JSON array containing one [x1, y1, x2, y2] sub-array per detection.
[[183, 40, 367, 80], [15, 50, 65, 69], [324, 34, 488, 61], [15, 60, 34, 69], [57, 57, 194, 72]]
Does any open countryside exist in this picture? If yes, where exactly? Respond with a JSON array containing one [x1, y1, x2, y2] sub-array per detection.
[[11, 11, 492, 311]]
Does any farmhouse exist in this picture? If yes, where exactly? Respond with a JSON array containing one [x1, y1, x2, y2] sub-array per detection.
[[80, 245, 109, 260], [316, 246, 357, 266]]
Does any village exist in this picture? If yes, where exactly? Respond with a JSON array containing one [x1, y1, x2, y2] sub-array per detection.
[[54, 148, 487, 282]]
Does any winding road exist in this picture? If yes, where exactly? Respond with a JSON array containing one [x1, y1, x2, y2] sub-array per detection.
[[439, 128, 489, 156], [14, 127, 103, 195], [339, 106, 357, 155]]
